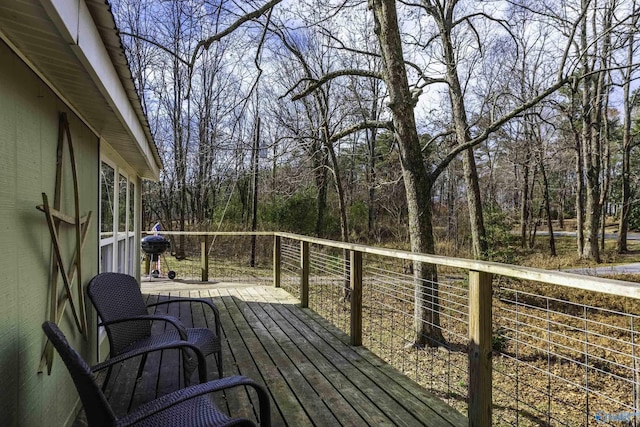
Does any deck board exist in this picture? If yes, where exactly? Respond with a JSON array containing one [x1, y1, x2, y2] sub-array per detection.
[[80, 283, 467, 427]]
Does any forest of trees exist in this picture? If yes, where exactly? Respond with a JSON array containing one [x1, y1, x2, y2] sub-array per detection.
[[111, 0, 640, 266]]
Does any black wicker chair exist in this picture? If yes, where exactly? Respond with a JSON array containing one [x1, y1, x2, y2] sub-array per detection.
[[88, 272, 223, 387], [42, 321, 270, 427]]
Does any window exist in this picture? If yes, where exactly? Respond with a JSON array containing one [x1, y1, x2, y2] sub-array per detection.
[[99, 158, 138, 276], [118, 174, 127, 233], [100, 163, 114, 237]]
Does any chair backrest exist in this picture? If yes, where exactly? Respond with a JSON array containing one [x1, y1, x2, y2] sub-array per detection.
[[42, 321, 117, 426], [87, 272, 152, 355]]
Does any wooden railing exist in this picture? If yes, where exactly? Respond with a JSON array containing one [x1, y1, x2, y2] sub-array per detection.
[[145, 231, 640, 426]]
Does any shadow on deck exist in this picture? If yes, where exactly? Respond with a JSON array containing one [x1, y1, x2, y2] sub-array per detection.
[[79, 280, 468, 426]]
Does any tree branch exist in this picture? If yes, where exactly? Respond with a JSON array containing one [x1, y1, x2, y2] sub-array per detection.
[[430, 77, 570, 180], [421, 129, 454, 153], [119, 31, 190, 66], [188, 0, 283, 68], [320, 28, 447, 89], [290, 69, 384, 101], [328, 120, 393, 143]]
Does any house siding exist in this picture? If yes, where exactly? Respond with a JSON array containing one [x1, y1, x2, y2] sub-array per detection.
[[0, 39, 99, 426]]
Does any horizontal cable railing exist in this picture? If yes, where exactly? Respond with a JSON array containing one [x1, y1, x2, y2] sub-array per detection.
[[361, 255, 470, 411], [279, 240, 301, 297], [143, 231, 640, 427]]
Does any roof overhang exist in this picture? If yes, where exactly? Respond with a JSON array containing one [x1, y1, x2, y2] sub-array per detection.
[[0, 0, 162, 180]]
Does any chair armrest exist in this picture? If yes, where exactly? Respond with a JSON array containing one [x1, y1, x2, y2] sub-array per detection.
[[147, 298, 221, 336], [99, 314, 188, 340], [119, 375, 271, 427], [91, 341, 207, 383]]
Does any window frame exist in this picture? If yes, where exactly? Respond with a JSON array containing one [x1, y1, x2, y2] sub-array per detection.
[[99, 154, 139, 277]]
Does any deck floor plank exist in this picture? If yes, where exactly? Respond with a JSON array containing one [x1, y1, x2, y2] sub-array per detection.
[[102, 294, 164, 416], [190, 290, 237, 418], [100, 351, 135, 415], [153, 293, 185, 399], [85, 282, 468, 427], [265, 287, 468, 427], [209, 289, 270, 425]]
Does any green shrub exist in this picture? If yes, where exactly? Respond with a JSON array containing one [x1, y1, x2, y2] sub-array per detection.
[[349, 201, 369, 239], [261, 191, 317, 234], [483, 204, 517, 262]]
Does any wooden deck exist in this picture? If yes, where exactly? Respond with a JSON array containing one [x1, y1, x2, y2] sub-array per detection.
[[87, 282, 468, 426]]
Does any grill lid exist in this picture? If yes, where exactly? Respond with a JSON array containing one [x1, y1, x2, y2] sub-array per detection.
[[141, 235, 170, 255]]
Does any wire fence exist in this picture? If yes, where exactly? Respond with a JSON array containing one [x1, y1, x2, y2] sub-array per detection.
[[307, 246, 351, 334], [280, 240, 301, 296], [361, 255, 470, 411], [492, 281, 640, 426], [280, 239, 472, 412]]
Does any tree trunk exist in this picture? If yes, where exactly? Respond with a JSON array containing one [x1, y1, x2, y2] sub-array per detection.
[[579, 0, 614, 263], [618, 8, 637, 253], [582, 160, 602, 262], [313, 145, 329, 236], [539, 148, 556, 256], [446, 167, 457, 244], [324, 134, 352, 293], [437, 13, 487, 258], [581, 89, 601, 262], [619, 144, 631, 253], [462, 149, 487, 258], [599, 101, 611, 253], [559, 183, 565, 230], [527, 164, 539, 248], [173, 59, 187, 259], [575, 141, 585, 255], [324, 131, 350, 244], [367, 124, 378, 240], [315, 170, 328, 236], [250, 117, 260, 267], [370, 0, 443, 347], [519, 152, 531, 248]]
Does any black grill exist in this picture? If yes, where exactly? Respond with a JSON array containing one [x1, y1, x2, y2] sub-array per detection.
[[141, 235, 170, 255]]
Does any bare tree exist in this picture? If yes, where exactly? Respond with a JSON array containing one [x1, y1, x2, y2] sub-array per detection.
[[575, 0, 615, 262], [289, 0, 570, 345], [114, 0, 284, 239], [114, 0, 640, 346], [617, 2, 640, 253]]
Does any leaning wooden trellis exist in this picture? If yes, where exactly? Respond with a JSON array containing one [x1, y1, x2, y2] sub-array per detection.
[[37, 112, 92, 374]]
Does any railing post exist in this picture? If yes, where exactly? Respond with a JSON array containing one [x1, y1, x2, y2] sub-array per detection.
[[273, 235, 281, 288], [300, 240, 309, 308], [350, 250, 363, 346], [200, 235, 209, 282], [468, 270, 493, 427]]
